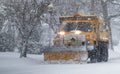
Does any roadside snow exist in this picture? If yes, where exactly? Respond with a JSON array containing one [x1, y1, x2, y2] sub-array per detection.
[[0, 45, 120, 74]]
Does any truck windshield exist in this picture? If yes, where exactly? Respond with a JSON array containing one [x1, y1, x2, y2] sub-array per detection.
[[61, 22, 92, 32]]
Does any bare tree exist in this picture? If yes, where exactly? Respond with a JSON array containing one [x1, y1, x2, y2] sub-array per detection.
[[4, 0, 50, 57], [90, 0, 95, 14], [100, 0, 120, 50], [0, 1, 6, 32]]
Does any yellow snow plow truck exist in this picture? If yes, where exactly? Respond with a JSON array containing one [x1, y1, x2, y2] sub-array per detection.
[[44, 13, 109, 63]]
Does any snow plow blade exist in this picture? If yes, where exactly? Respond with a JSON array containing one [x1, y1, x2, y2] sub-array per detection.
[[44, 47, 88, 63]]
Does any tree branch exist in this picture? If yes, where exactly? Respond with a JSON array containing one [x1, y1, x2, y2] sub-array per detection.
[[108, 13, 120, 20], [109, 0, 120, 5], [104, 0, 113, 3]]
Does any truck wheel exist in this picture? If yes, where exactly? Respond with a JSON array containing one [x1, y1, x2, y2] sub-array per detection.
[[96, 45, 102, 62], [88, 48, 97, 63], [98, 41, 108, 62], [96, 41, 103, 62], [101, 41, 108, 62], [88, 41, 100, 63]]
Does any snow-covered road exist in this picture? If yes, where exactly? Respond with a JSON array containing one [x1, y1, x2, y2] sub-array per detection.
[[0, 45, 120, 74]]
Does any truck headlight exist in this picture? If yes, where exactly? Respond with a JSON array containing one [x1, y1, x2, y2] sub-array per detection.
[[75, 30, 81, 35], [59, 31, 65, 35]]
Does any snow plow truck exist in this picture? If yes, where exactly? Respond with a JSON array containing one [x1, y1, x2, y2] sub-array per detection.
[[44, 13, 109, 63]]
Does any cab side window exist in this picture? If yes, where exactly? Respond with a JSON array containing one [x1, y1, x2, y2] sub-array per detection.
[[100, 23, 106, 32]]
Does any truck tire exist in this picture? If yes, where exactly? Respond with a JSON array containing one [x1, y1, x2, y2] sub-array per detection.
[[97, 41, 108, 62], [101, 41, 108, 62], [88, 41, 108, 63], [88, 42, 98, 63], [96, 45, 102, 62], [88, 50, 97, 63]]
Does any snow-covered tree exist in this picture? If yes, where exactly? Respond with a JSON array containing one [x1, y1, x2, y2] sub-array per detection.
[[3, 0, 50, 57]]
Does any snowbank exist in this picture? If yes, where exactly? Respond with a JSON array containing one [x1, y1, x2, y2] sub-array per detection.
[[0, 44, 120, 74]]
